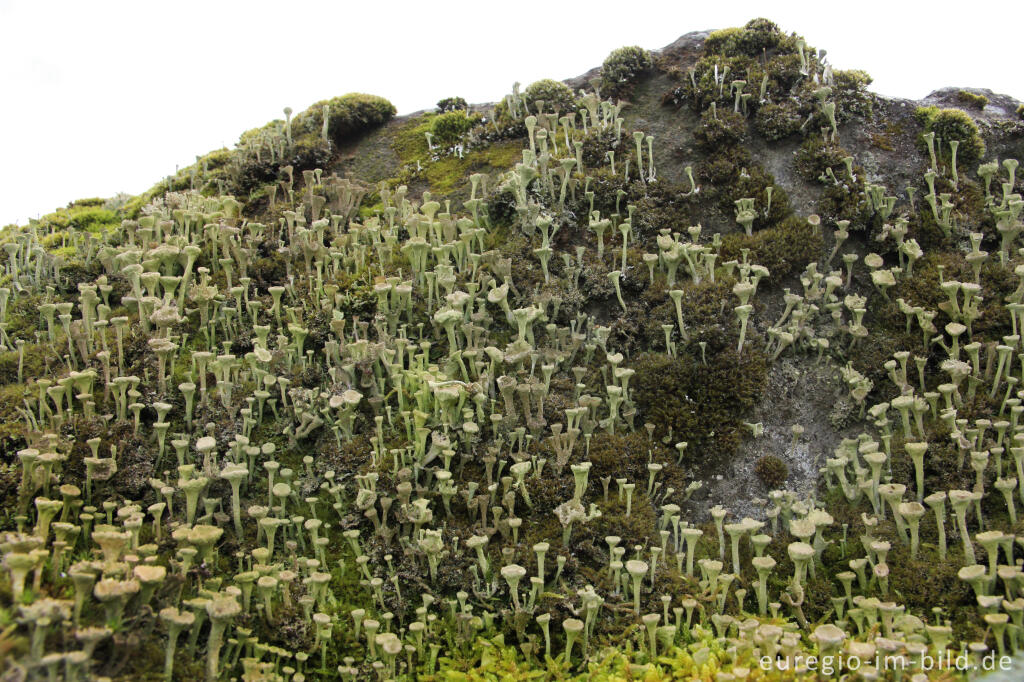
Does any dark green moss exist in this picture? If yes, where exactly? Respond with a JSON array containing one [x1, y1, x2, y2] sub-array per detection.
[[693, 108, 747, 150], [230, 133, 331, 195], [831, 69, 874, 120], [633, 348, 767, 460], [640, 278, 739, 352], [794, 134, 850, 184], [719, 215, 823, 283], [754, 455, 787, 489], [588, 431, 671, 489], [632, 180, 702, 241], [436, 96, 468, 113], [752, 101, 802, 141], [580, 492, 658, 552]]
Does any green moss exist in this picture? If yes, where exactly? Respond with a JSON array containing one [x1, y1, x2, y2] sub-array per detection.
[[522, 79, 576, 114], [1018, 104, 1024, 120], [869, 122, 903, 151], [392, 113, 436, 164], [893, 250, 954, 311], [581, 491, 657, 551], [831, 69, 874, 120], [588, 431, 670, 487], [752, 100, 802, 141], [632, 180, 702, 240], [793, 135, 881, 231], [430, 110, 478, 145], [754, 455, 787, 488], [0, 382, 27, 452], [956, 90, 988, 110], [704, 18, 792, 57], [693, 107, 747, 150], [292, 92, 396, 145], [393, 115, 522, 195], [633, 348, 767, 460], [30, 201, 121, 238], [436, 96, 468, 113], [915, 105, 986, 166], [692, 131, 793, 233], [641, 278, 742, 352], [600, 45, 652, 99], [703, 27, 744, 55], [430, 141, 522, 195], [794, 134, 850, 184], [719, 215, 824, 283]]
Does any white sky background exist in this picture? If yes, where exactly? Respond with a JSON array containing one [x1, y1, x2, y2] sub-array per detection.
[[1, 0, 1022, 225]]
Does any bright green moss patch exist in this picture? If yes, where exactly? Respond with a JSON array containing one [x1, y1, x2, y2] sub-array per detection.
[[915, 105, 986, 165], [30, 201, 121, 237], [957, 90, 988, 110], [392, 114, 522, 194], [430, 110, 478, 145], [392, 114, 436, 164], [426, 141, 522, 195]]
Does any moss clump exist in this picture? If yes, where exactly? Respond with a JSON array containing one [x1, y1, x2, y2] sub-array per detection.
[[704, 18, 790, 57], [632, 180, 701, 240], [633, 349, 767, 460], [869, 122, 903, 151], [641, 278, 739, 353], [231, 127, 331, 195], [693, 108, 747, 150], [831, 69, 874, 119], [754, 455, 787, 489], [719, 215, 824, 283], [293, 93, 395, 145], [794, 134, 851, 184], [588, 431, 671, 485], [436, 96, 468, 113], [956, 90, 988, 110], [752, 101, 802, 142], [430, 110, 478, 145], [689, 108, 794, 234], [1017, 104, 1024, 120], [600, 46, 652, 99], [522, 79, 576, 114], [915, 106, 986, 166]]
